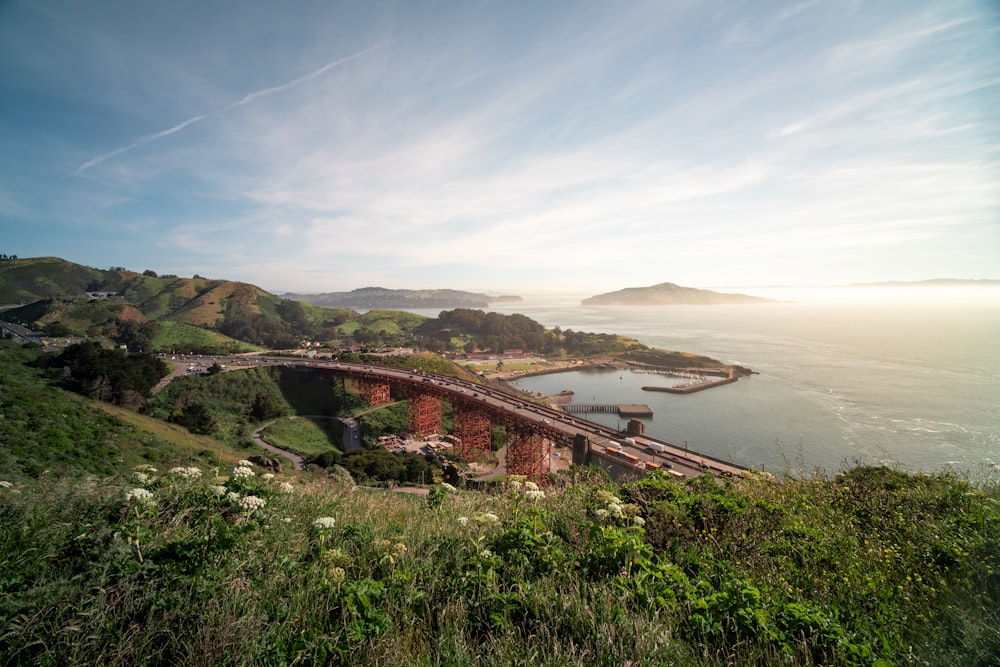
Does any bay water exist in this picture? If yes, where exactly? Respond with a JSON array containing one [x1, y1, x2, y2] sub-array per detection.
[[474, 294, 1000, 476]]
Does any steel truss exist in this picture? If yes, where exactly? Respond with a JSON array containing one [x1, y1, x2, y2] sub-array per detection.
[[408, 393, 441, 437], [506, 426, 551, 484], [452, 408, 492, 461], [358, 381, 391, 406]]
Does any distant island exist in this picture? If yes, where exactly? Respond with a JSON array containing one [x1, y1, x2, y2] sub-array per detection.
[[283, 286, 522, 309], [582, 282, 771, 306]]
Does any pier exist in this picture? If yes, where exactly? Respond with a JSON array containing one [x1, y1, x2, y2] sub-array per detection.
[[563, 403, 653, 418]]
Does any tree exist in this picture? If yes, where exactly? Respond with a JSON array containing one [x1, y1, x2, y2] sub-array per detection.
[[172, 402, 216, 434]]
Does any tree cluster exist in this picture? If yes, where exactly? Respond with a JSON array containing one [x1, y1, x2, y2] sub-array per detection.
[[37, 341, 168, 407], [425, 309, 555, 353], [339, 448, 442, 485], [217, 298, 314, 349], [110, 319, 160, 353], [559, 329, 645, 356]]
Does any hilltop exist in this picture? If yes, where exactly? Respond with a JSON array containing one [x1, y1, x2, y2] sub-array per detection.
[[582, 282, 771, 305]]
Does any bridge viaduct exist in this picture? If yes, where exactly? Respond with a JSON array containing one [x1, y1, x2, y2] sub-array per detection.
[[164, 354, 746, 483], [299, 359, 747, 484]]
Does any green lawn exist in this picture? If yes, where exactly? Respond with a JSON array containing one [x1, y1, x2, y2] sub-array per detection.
[[259, 415, 343, 457]]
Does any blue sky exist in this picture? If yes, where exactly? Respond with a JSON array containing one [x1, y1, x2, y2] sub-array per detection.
[[1, 0, 997, 295]]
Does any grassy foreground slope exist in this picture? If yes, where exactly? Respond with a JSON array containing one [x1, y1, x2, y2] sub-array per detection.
[[1, 340, 998, 665], [1, 464, 997, 666]]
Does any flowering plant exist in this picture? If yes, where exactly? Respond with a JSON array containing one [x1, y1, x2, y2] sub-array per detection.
[[238, 495, 266, 512], [125, 488, 154, 504], [232, 466, 255, 479], [312, 517, 337, 530]]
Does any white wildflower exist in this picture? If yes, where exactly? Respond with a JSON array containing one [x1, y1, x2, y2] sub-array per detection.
[[277, 481, 294, 494], [507, 479, 523, 492], [209, 485, 227, 496], [131, 472, 150, 484], [261, 473, 275, 481], [226, 491, 241, 502], [524, 481, 539, 491], [0, 481, 13, 489], [456, 516, 469, 527], [474, 512, 500, 524], [608, 502, 625, 519], [312, 517, 337, 530], [479, 549, 494, 560], [125, 488, 154, 503], [232, 466, 255, 479], [524, 489, 545, 501], [236, 460, 253, 468], [632, 516, 646, 527], [169, 466, 201, 478], [593, 508, 609, 520], [283, 517, 292, 523], [238, 495, 266, 512], [440, 482, 457, 492]]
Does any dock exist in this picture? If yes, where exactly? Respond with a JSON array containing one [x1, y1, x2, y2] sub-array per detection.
[[562, 403, 653, 418]]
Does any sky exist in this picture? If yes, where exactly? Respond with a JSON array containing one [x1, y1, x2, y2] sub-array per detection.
[[1, 0, 998, 295]]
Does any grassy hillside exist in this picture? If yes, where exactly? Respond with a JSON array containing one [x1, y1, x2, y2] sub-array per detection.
[[0, 341, 258, 480], [150, 320, 261, 354], [0, 257, 434, 351], [0, 256, 112, 303], [0, 466, 996, 665]]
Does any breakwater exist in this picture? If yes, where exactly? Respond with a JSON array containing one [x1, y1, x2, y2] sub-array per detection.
[[641, 375, 738, 394]]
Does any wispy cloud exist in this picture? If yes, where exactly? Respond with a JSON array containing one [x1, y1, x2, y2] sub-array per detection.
[[73, 43, 384, 175]]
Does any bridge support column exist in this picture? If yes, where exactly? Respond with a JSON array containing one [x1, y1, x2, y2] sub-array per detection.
[[357, 381, 391, 406], [506, 427, 550, 484], [408, 394, 441, 438], [453, 409, 491, 461]]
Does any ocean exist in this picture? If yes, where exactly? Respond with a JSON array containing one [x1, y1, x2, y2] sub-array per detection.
[[468, 292, 1000, 477]]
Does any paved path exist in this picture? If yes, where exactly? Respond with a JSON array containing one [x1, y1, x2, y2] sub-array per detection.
[[251, 420, 305, 471]]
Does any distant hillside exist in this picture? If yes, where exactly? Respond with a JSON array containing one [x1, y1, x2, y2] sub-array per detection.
[[284, 286, 522, 309], [582, 282, 771, 305], [0, 257, 428, 351], [0, 256, 113, 303]]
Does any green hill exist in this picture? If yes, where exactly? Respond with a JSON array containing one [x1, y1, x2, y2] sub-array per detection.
[[0, 257, 427, 351]]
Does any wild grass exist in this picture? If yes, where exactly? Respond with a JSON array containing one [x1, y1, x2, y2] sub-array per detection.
[[260, 416, 342, 458], [1, 464, 996, 666]]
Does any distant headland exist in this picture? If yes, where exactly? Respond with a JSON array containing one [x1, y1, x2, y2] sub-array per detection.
[[282, 287, 522, 309]]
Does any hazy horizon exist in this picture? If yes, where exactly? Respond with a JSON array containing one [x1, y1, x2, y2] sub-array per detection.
[[2, 1, 997, 293]]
